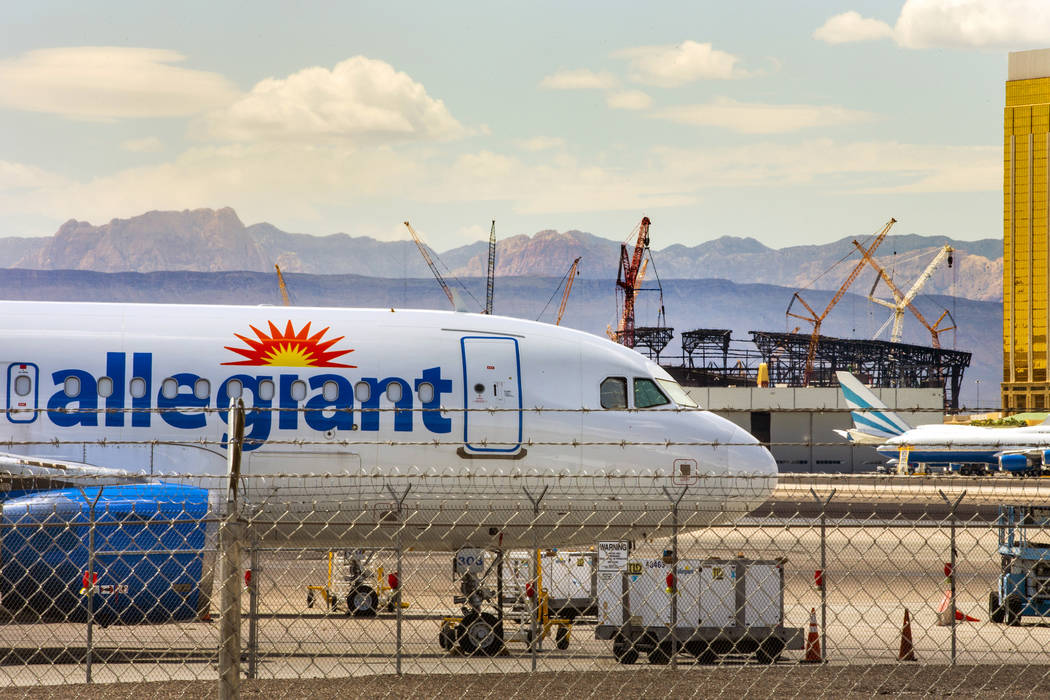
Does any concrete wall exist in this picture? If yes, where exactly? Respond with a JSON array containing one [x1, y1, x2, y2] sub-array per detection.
[[682, 386, 944, 474]]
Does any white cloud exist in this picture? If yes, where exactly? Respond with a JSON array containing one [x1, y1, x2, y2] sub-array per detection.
[[652, 140, 998, 193], [815, 1, 1050, 49], [606, 90, 652, 110], [0, 47, 238, 120], [655, 97, 875, 134], [121, 137, 164, 153], [204, 56, 464, 142], [539, 68, 618, 90], [617, 40, 748, 86], [813, 11, 895, 44], [516, 136, 566, 152]]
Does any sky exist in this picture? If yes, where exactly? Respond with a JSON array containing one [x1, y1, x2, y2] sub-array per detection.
[[0, 0, 1046, 251]]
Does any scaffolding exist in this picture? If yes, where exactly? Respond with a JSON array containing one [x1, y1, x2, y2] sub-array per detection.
[[663, 328, 971, 410]]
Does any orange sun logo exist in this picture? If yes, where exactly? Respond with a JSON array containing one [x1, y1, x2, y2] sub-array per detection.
[[222, 321, 356, 367]]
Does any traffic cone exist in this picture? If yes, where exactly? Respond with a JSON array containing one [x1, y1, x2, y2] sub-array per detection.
[[802, 607, 822, 663], [898, 608, 916, 661], [936, 590, 980, 626]]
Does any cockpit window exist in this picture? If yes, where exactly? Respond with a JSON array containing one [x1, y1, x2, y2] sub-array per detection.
[[633, 378, 670, 408], [600, 377, 628, 409], [656, 377, 699, 408]]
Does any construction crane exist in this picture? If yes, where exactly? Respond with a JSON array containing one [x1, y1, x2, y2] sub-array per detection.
[[615, 216, 651, 348], [403, 221, 455, 309], [555, 257, 581, 325], [858, 243, 955, 347], [484, 220, 496, 315], [275, 264, 291, 306], [786, 217, 896, 384]]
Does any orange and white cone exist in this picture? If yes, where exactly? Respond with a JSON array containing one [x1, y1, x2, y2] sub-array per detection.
[[899, 608, 917, 661], [802, 607, 822, 663], [936, 590, 979, 625]]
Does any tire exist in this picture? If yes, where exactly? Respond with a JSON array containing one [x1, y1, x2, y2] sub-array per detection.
[[438, 623, 455, 651], [755, 637, 785, 665], [647, 642, 673, 665], [347, 585, 378, 617], [612, 635, 638, 664], [457, 611, 504, 656], [1006, 595, 1024, 626], [989, 591, 1005, 624], [685, 640, 718, 664], [555, 625, 570, 650], [306, 589, 315, 609]]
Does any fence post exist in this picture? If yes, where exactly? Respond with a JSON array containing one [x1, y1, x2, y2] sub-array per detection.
[[810, 487, 836, 662], [524, 485, 548, 672], [247, 542, 259, 680], [385, 483, 412, 677], [662, 486, 689, 671], [78, 487, 104, 684], [939, 489, 966, 666], [219, 398, 245, 700]]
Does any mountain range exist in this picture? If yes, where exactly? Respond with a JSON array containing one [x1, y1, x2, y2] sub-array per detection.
[[3, 208, 1002, 302]]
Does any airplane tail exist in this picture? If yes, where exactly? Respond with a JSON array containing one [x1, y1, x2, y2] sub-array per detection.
[[835, 371, 912, 441]]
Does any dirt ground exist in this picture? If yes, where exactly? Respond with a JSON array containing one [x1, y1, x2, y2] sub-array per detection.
[[3, 666, 1050, 699]]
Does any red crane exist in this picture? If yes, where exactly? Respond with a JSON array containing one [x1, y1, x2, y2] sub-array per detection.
[[615, 216, 650, 348]]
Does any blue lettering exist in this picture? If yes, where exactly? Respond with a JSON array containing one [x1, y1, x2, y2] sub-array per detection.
[[416, 367, 452, 434], [217, 374, 271, 451], [278, 375, 299, 431], [104, 352, 125, 427], [132, 352, 151, 427], [158, 372, 207, 429], [304, 375, 354, 432], [359, 377, 412, 432], [47, 370, 98, 427]]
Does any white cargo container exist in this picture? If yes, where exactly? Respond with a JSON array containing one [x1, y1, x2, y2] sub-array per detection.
[[595, 556, 802, 664], [501, 550, 597, 618]]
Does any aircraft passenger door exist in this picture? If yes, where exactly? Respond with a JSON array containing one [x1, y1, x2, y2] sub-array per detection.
[[461, 337, 522, 454], [6, 363, 38, 423]]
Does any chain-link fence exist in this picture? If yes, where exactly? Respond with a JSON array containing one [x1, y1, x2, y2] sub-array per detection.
[[2, 471, 1050, 697]]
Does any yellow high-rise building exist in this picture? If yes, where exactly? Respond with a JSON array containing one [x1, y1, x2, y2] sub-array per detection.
[[1003, 49, 1050, 412]]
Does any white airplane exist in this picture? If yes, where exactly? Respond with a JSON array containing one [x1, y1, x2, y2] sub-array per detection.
[[0, 301, 776, 623], [835, 370, 1050, 474]]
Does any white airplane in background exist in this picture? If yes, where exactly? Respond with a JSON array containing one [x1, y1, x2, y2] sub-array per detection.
[[835, 370, 1050, 475], [0, 301, 776, 623]]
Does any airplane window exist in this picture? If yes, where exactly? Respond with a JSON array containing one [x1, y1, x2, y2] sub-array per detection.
[[64, 376, 81, 398], [290, 380, 308, 402], [655, 378, 699, 408], [355, 381, 371, 403], [386, 382, 403, 403], [634, 378, 670, 408], [161, 378, 178, 400], [194, 378, 210, 400], [600, 377, 627, 409], [225, 379, 243, 399], [13, 375, 31, 397], [258, 380, 275, 401], [322, 380, 339, 402], [417, 382, 434, 403], [130, 377, 147, 399], [96, 376, 113, 398]]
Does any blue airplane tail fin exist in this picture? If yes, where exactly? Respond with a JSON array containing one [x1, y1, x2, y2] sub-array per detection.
[[835, 371, 912, 440]]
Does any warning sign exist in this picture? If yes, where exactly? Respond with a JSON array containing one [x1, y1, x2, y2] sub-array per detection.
[[597, 541, 629, 572]]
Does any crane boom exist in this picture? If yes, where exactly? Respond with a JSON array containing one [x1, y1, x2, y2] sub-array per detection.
[[485, 220, 496, 315], [615, 216, 651, 348], [403, 221, 455, 309], [786, 217, 896, 384], [275, 264, 291, 306], [860, 243, 954, 346], [556, 257, 581, 326]]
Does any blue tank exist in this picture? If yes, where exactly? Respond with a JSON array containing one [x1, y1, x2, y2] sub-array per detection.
[[0, 483, 212, 625]]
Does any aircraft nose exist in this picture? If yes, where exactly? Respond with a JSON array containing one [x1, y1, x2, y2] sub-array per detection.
[[720, 422, 777, 477]]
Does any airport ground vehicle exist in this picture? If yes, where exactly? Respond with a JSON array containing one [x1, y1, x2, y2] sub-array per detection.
[[502, 550, 597, 619], [989, 505, 1050, 625], [595, 555, 803, 664]]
